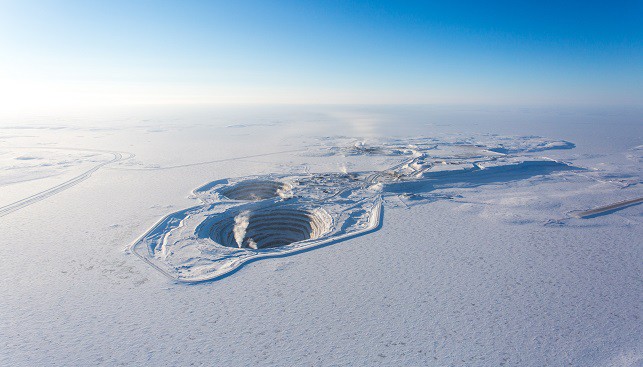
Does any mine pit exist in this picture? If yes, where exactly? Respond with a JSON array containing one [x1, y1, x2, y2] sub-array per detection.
[[220, 180, 290, 201], [209, 207, 330, 249]]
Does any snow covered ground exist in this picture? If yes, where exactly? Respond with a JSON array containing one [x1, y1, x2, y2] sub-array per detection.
[[1, 105, 641, 366]]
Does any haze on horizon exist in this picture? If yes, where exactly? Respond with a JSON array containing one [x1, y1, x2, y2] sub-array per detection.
[[0, 0, 641, 116]]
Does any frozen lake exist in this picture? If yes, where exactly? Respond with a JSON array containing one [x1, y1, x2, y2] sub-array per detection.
[[1, 105, 641, 366]]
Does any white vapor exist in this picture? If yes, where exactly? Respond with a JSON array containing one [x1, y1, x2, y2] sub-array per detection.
[[233, 210, 251, 248]]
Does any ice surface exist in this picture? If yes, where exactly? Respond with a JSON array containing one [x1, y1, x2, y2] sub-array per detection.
[[1, 106, 641, 366]]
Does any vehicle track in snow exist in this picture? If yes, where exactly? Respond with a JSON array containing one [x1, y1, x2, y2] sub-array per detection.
[[0, 147, 303, 218], [571, 197, 643, 218], [108, 148, 305, 171], [0, 147, 135, 218]]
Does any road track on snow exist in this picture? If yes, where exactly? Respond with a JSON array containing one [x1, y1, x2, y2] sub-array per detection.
[[0, 147, 304, 218], [0, 147, 135, 218], [108, 148, 305, 171], [572, 197, 643, 218]]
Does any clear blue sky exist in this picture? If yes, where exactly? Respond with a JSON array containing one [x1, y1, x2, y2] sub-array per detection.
[[0, 0, 641, 111]]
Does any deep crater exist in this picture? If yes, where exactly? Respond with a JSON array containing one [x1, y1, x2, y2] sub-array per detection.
[[210, 207, 330, 249], [220, 180, 290, 201]]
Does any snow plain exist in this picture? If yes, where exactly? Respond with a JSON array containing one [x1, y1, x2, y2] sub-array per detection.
[[1, 105, 641, 366]]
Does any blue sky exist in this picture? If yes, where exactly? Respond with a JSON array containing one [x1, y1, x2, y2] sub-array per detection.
[[0, 0, 641, 111]]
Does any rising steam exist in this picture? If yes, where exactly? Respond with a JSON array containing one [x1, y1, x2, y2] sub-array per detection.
[[233, 210, 251, 248]]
